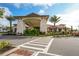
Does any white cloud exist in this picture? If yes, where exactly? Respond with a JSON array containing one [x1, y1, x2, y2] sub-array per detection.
[[0, 7, 12, 16], [56, 9, 79, 29], [0, 18, 9, 26], [13, 3, 31, 9], [33, 3, 55, 9], [13, 3, 22, 8], [4, 8, 12, 17], [0, 7, 12, 26], [38, 9, 45, 14], [13, 3, 55, 9], [1, 0, 79, 3], [33, 3, 55, 7], [34, 3, 55, 15], [47, 4, 79, 29], [0, 7, 12, 17]]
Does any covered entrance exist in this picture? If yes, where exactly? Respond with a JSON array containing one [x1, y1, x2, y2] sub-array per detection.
[[14, 13, 49, 35]]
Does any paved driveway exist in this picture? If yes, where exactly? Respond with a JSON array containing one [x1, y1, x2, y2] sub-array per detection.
[[0, 36, 52, 47], [48, 37, 79, 56], [2, 36, 79, 56]]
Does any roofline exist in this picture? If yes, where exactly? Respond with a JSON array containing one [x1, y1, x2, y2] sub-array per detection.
[[14, 13, 49, 18], [14, 15, 49, 18], [14, 15, 49, 20]]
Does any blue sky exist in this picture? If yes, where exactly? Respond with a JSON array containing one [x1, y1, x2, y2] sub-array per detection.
[[0, 3, 79, 29], [0, 3, 73, 16]]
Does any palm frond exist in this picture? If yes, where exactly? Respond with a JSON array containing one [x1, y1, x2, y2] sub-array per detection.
[[6, 16, 15, 21], [50, 15, 61, 23], [0, 9, 4, 18]]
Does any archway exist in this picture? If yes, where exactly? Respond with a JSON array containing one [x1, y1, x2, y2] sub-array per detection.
[[14, 13, 49, 34]]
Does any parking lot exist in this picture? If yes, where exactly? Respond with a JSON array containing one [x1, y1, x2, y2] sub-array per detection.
[[1, 36, 79, 56], [0, 36, 39, 47], [48, 37, 79, 56]]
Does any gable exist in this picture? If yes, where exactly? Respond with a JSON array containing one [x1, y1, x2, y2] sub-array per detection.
[[26, 13, 41, 17]]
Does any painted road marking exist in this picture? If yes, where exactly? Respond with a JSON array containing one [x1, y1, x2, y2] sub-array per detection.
[[20, 45, 44, 51], [18, 37, 59, 56], [43, 38, 54, 53], [19, 37, 54, 53], [25, 43, 46, 47]]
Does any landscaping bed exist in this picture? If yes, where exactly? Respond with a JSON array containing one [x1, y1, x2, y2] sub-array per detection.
[[0, 40, 15, 54], [8, 49, 34, 56], [0, 46, 15, 54]]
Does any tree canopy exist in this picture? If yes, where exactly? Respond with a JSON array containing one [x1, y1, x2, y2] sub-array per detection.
[[0, 8, 4, 18], [50, 15, 61, 24]]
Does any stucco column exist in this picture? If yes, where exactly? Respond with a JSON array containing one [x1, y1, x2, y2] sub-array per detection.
[[40, 17, 47, 34], [16, 19, 26, 35]]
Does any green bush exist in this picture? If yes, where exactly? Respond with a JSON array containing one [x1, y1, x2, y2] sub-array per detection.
[[52, 31, 66, 35], [47, 32, 52, 36], [0, 41, 10, 49], [40, 32, 45, 35], [23, 28, 40, 36]]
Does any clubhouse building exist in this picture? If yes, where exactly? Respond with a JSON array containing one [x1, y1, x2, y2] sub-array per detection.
[[14, 13, 49, 34], [13, 13, 71, 35]]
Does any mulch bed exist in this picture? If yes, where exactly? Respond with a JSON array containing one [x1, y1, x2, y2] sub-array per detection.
[[13, 49, 33, 56], [0, 46, 15, 54]]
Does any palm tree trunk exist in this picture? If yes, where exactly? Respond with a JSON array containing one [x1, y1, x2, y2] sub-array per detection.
[[64, 27, 67, 34], [71, 26, 73, 35], [54, 22, 56, 32], [53, 22, 56, 36], [9, 20, 12, 34]]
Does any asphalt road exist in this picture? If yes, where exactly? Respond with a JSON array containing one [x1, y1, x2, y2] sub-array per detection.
[[1, 36, 79, 56], [0, 36, 39, 47], [0, 36, 52, 47], [48, 37, 79, 56]]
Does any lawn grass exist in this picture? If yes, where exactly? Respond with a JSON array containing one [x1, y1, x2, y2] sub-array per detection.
[[0, 32, 7, 35]]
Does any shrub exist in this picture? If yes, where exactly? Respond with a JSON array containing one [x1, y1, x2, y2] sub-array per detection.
[[46, 32, 52, 36], [23, 28, 40, 36], [0, 41, 10, 50], [40, 32, 45, 35]]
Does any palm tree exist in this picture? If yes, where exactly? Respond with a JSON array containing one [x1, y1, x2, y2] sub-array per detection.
[[0, 8, 4, 18], [70, 26, 73, 35], [6, 16, 15, 34], [50, 15, 61, 32]]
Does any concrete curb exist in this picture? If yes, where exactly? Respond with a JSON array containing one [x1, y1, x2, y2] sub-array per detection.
[[1, 47, 20, 56]]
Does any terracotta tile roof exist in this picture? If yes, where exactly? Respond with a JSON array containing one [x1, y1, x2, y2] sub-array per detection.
[[48, 24, 66, 29]]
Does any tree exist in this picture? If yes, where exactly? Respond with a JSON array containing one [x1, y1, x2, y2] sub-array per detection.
[[0, 8, 5, 18], [50, 15, 61, 32], [70, 26, 73, 34], [6, 16, 15, 34]]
